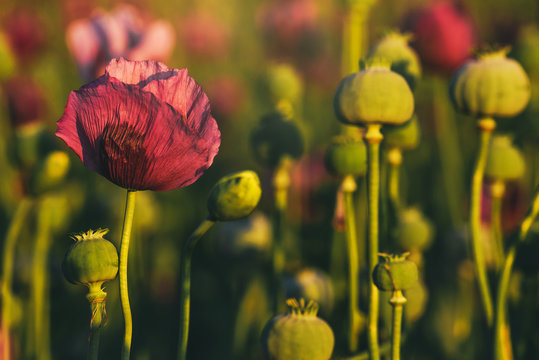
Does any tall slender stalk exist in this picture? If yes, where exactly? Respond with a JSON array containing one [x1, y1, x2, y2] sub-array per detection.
[[1, 198, 32, 360], [342, 175, 361, 353], [469, 117, 496, 326], [177, 219, 215, 360], [365, 124, 383, 360], [494, 187, 539, 360], [389, 290, 406, 360], [119, 190, 137, 360], [490, 180, 506, 270], [87, 286, 107, 360]]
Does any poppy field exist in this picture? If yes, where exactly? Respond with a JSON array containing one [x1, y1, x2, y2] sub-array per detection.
[[1, 0, 539, 359]]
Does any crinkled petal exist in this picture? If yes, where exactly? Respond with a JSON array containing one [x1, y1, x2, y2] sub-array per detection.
[[56, 78, 219, 191]]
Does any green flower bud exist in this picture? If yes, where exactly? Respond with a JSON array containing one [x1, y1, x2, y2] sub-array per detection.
[[29, 151, 70, 195], [450, 48, 531, 118], [207, 171, 262, 221], [367, 32, 422, 90], [283, 268, 335, 316], [324, 135, 367, 177], [250, 112, 304, 168], [261, 299, 334, 360], [397, 207, 434, 251], [382, 114, 421, 150], [485, 135, 525, 181], [373, 253, 418, 291], [62, 229, 118, 289], [268, 64, 303, 103], [334, 58, 415, 126]]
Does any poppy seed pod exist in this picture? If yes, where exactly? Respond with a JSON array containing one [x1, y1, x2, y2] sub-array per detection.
[[397, 207, 434, 252], [62, 229, 118, 288], [250, 111, 304, 167], [28, 151, 70, 196], [367, 32, 421, 90], [382, 114, 421, 150], [268, 63, 303, 103], [207, 171, 262, 221], [324, 135, 367, 177], [450, 49, 531, 118], [261, 299, 334, 360], [334, 58, 414, 126], [373, 253, 418, 292], [485, 135, 525, 181]]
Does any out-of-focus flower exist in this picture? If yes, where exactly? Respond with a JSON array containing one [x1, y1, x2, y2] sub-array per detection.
[[178, 12, 230, 60], [205, 76, 246, 119], [2, 8, 46, 63], [0, 33, 16, 79], [3, 76, 46, 128], [408, 1, 476, 74], [66, 4, 175, 81], [56, 58, 220, 191]]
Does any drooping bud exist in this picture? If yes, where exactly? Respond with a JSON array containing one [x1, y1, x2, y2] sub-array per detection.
[[334, 58, 414, 126], [324, 135, 367, 177], [261, 299, 334, 360], [372, 253, 418, 292], [207, 170, 262, 221]]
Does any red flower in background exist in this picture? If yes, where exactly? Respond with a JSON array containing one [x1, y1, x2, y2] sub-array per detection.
[[178, 12, 230, 60], [3, 8, 46, 63], [56, 58, 220, 191], [409, 1, 476, 74], [205, 76, 246, 119], [3, 76, 46, 128], [66, 4, 175, 81]]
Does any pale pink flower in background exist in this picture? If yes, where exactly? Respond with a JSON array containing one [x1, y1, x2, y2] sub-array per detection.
[[178, 12, 230, 60]]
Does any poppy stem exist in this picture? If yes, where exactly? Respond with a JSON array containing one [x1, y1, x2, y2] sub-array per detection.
[[490, 180, 506, 270], [469, 117, 496, 326], [177, 218, 215, 360], [87, 286, 107, 360], [1, 197, 33, 360], [389, 291, 406, 360], [342, 175, 361, 353], [494, 186, 539, 360], [365, 124, 383, 360], [119, 190, 137, 360]]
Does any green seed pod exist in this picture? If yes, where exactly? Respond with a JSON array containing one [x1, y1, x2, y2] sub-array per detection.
[[485, 135, 525, 181], [324, 135, 367, 177], [207, 170, 262, 221], [382, 114, 421, 150], [268, 63, 303, 103], [334, 58, 415, 126], [397, 207, 434, 252], [450, 48, 531, 118], [216, 211, 272, 260], [367, 32, 422, 90], [373, 253, 418, 291], [261, 299, 334, 360], [250, 111, 304, 168], [283, 268, 335, 316], [28, 151, 70, 195], [62, 229, 118, 288]]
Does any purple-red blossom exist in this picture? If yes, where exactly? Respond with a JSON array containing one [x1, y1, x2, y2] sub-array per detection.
[[56, 58, 220, 191]]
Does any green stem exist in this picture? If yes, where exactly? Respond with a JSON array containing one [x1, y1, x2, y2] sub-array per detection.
[[366, 124, 382, 360], [32, 197, 53, 360], [388, 159, 401, 212], [1, 197, 32, 360], [490, 181, 505, 270], [343, 175, 361, 353], [337, 341, 392, 360], [389, 291, 406, 360], [469, 117, 496, 326], [177, 218, 215, 360], [119, 190, 137, 360], [87, 287, 107, 360], [494, 187, 539, 360]]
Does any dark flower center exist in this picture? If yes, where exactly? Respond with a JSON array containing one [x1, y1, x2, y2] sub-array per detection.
[[99, 123, 149, 189]]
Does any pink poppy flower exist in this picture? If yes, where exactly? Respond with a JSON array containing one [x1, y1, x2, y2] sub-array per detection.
[[56, 58, 220, 191], [3, 8, 46, 63], [178, 12, 230, 60]]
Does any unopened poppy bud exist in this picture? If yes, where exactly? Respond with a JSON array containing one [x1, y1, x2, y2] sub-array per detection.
[[382, 114, 421, 150], [485, 135, 525, 181], [373, 253, 418, 292], [397, 207, 434, 252], [334, 58, 414, 126], [250, 111, 304, 167], [268, 63, 303, 103], [324, 135, 367, 177], [367, 31, 421, 90], [450, 48, 531, 118], [261, 298, 334, 360], [62, 229, 118, 290], [207, 171, 262, 221], [29, 151, 70, 195]]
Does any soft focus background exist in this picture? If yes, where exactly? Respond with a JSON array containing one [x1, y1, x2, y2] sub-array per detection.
[[1, 0, 539, 359]]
